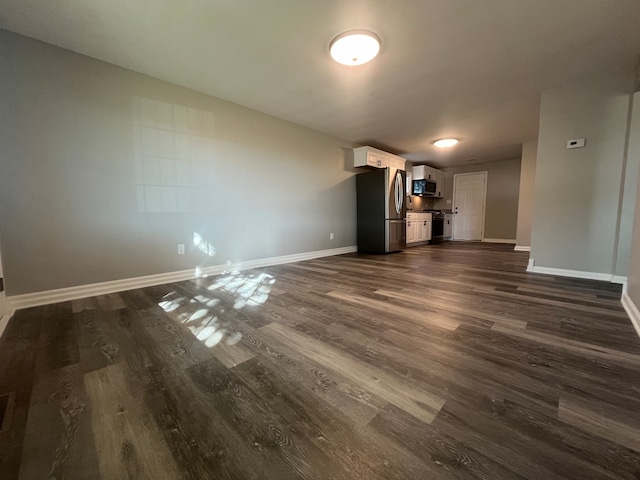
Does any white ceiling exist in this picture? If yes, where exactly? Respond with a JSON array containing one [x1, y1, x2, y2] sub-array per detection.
[[2, 0, 640, 166]]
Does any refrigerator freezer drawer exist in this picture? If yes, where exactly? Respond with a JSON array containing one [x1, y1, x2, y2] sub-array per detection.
[[386, 219, 406, 253]]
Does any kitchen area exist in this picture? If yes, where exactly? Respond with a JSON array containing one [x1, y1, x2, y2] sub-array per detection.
[[406, 164, 454, 245], [354, 145, 455, 253]]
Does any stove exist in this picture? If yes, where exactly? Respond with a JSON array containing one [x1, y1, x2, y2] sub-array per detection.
[[419, 210, 454, 242], [420, 209, 452, 218]]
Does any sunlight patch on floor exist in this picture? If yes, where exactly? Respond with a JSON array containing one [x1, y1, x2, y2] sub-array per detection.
[[157, 270, 275, 348]]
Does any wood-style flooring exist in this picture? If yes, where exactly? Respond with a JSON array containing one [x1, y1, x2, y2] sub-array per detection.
[[1, 242, 640, 479]]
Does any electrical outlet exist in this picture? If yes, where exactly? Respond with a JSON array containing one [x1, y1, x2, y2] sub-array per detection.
[[446, 199, 452, 205], [329, 233, 334, 240], [177, 244, 185, 255]]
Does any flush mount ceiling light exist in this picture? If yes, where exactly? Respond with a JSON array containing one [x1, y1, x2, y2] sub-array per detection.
[[330, 30, 380, 66], [433, 138, 459, 148]]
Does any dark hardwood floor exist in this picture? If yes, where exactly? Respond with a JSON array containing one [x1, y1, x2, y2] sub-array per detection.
[[1, 242, 640, 479]]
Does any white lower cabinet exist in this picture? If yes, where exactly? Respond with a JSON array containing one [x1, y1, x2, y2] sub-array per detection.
[[406, 212, 432, 245], [422, 219, 432, 241], [407, 218, 417, 243]]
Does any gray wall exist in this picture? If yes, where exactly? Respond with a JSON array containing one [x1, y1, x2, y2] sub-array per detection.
[[515, 140, 538, 248], [0, 30, 357, 295], [435, 159, 521, 240], [626, 91, 640, 305], [614, 91, 640, 277], [530, 74, 631, 274]]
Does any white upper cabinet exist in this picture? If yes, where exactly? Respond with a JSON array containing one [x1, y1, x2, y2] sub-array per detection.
[[412, 165, 431, 180], [353, 146, 406, 171], [412, 165, 445, 198], [434, 170, 445, 198]]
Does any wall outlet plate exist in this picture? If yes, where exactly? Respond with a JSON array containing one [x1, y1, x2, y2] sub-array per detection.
[[329, 233, 334, 240], [567, 138, 586, 149], [177, 244, 185, 255]]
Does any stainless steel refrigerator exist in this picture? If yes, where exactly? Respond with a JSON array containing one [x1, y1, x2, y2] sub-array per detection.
[[356, 167, 406, 253]]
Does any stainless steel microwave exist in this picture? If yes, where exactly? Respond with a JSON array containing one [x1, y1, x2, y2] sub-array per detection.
[[412, 178, 436, 196]]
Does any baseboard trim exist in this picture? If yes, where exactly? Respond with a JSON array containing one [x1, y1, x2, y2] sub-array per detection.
[[611, 275, 628, 289], [482, 238, 516, 244], [513, 246, 531, 252], [0, 293, 12, 340], [526, 258, 621, 283], [621, 291, 640, 339], [527, 265, 614, 281], [7, 246, 357, 312]]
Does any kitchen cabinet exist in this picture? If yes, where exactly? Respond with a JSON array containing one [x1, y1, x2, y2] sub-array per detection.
[[412, 165, 434, 180], [353, 146, 406, 171], [412, 165, 445, 198], [406, 212, 432, 245], [435, 170, 445, 198], [421, 218, 432, 241], [407, 217, 417, 243]]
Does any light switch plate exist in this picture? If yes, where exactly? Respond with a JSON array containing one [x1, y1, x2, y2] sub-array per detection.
[[567, 138, 586, 149]]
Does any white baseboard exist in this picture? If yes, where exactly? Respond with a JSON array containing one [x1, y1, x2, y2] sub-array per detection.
[[0, 316, 9, 340], [482, 238, 516, 244], [0, 293, 12, 340], [621, 291, 640, 339], [527, 265, 614, 281], [6, 246, 357, 312], [513, 246, 531, 252], [526, 258, 623, 283], [611, 275, 628, 293]]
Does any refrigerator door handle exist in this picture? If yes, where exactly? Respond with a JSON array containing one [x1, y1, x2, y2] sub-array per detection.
[[394, 172, 402, 215]]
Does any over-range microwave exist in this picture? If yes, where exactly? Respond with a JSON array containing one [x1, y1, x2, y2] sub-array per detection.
[[412, 178, 436, 196]]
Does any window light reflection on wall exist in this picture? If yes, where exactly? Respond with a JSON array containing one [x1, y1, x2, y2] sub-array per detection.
[[132, 96, 217, 213]]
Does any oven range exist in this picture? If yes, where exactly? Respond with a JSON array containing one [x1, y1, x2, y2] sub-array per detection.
[[422, 210, 454, 243]]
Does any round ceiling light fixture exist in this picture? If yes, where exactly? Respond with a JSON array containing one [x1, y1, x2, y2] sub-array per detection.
[[330, 30, 381, 66], [433, 138, 459, 148]]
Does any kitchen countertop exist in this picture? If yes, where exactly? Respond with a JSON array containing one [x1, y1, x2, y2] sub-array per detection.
[[407, 209, 455, 214]]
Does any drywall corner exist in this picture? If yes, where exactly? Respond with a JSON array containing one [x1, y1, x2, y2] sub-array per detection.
[[530, 73, 631, 275], [515, 140, 537, 248], [621, 291, 640, 339]]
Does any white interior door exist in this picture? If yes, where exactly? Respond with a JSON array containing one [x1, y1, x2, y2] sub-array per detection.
[[453, 172, 487, 240]]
